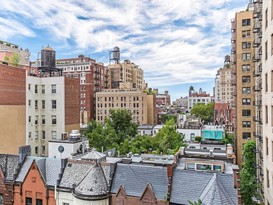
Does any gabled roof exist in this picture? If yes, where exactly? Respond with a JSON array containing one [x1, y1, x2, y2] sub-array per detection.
[[0, 154, 19, 181], [111, 163, 168, 200], [170, 169, 238, 205], [15, 156, 62, 187]]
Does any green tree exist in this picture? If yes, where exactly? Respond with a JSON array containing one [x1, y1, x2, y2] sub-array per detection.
[[154, 118, 185, 154], [240, 140, 258, 205], [106, 109, 138, 143], [190, 102, 215, 123], [221, 133, 234, 145], [10, 52, 20, 66], [160, 114, 177, 124]]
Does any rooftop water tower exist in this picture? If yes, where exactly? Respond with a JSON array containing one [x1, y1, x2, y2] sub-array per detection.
[[109, 46, 120, 64]]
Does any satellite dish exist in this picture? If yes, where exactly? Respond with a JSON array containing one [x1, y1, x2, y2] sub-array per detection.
[[58, 145, 64, 153]]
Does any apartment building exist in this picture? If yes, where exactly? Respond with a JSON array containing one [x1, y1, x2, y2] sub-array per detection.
[[188, 88, 211, 109], [262, 0, 273, 204], [0, 40, 30, 67], [56, 55, 105, 123], [107, 59, 145, 90], [231, 5, 255, 166], [26, 76, 80, 156], [96, 89, 148, 125], [0, 63, 26, 154]]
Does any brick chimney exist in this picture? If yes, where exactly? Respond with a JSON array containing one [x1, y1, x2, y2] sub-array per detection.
[[232, 165, 242, 205]]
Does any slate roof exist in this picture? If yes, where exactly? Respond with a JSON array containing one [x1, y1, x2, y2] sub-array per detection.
[[170, 169, 238, 205], [111, 163, 168, 200], [74, 163, 108, 199], [58, 160, 112, 190], [81, 149, 106, 162], [15, 156, 62, 187], [0, 154, 19, 181]]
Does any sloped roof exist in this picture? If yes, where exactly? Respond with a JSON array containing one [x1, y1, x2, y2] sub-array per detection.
[[58, 161, 112, 189], [170, 169, 238, 205], [111, 163, 168, 200], [81, 149, 106, 162], [15, 156, 62, 186], [0, 154, 19, 181], [74, 163, 108, 200]]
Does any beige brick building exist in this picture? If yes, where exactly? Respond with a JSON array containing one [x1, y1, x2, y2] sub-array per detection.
[[106, 60, 145, 90], [231, 5, 255, 166], [96, 89, 148, 125]]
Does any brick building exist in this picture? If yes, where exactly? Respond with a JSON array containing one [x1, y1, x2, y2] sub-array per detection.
[[13, 157, 63, 205], [0, 63, 26, 154], [56, 55, 105, 123]]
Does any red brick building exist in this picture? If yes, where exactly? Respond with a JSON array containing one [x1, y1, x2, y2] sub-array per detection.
[[56, 55, 105, 123]]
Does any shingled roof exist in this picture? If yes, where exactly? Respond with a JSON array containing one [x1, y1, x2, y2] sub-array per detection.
[[0, 154, 19, 181], [111, 163, 169, 201], [15, 156, 62, 187], [170, 169, 238, 205]]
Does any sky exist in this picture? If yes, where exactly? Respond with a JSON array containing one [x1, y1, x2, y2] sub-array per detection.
[[0, 0, 249, 101]]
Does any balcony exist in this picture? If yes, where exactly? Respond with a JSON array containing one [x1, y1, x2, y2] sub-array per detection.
[[253, 115, 262, 124], [252, 54, 261, 62], [253, 37, 261, 47], [231, 48, 236, 54], [253, 70, 261, 77], [253, 21, 262, 33], [253, 100, 262, 107]]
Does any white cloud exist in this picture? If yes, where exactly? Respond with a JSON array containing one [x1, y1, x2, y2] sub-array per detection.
[[0, 0, 249, 90]]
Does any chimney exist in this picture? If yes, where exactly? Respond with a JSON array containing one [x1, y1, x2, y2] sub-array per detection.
[[232, 165, 242, 205], [167, 164, 173, 200]]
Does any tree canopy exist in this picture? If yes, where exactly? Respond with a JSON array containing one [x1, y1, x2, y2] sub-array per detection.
[[240, 140, 259, 205], [85, 109, 185, 156], [190, 102, 214, 123]]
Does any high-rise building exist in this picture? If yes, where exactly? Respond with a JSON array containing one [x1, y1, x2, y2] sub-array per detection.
[[56, 55, 105, 123], [215, 55, 234, 105], [188, 87, 211, 109], [107, 59, 145, 90], [231, 4, 255, 166], [26, 76, 80, 156], [261, 0, 273, 204]]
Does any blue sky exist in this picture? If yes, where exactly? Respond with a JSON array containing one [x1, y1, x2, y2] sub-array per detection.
[[0, 0, 248, 101]]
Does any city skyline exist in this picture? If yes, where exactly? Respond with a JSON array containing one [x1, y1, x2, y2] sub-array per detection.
[[1, 0, 248, 100]]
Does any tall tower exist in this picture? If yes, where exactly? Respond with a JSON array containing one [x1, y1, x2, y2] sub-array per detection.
[[231, 4, 255, 166]]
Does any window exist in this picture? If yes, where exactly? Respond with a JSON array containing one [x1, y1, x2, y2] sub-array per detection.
[[52, 115, 56, 124], [28, 100, 31, 107], [242, 42, 251, 49], [267, 169, 269, 188], [51, 131, 57, 139], [190, 133, 195, 141], [264, 73, 268, 92], [42, 131, 45, 140], [242, 110, 251, 117], [242, 132, 251, 139], [0, 194, 4, 205], [35, 85, 38, 93], [42, 100, 45, 109], [28, 132, 31, 138], [186, 163, 195, 170], [36, 199, 42, 205], [28, 116, 31, 123], [242, 98, 251, 105], [242, 76, 251, 83], [242, 64, 250, 71], [242, 87, 251, 94], [242, 18, 250, 26], [35, 100, 38, 109], [28, 84, 31, 91], [35, 131, 38, 140], [196, 164, 212, 171], [42, 146, 45, 155], [265, 8, 268, 28], [51, 84, 56, 93], [242, 53, 251, 61], [265, 41, 268, 60], [242, 30, 251, 38], [266, 137, 269, 156], [52, 100, 57, 109], [42, 115, 45, 125], [266, 106, 269, 124], [26, 197, 32, 205], [242, 121, 251, 128], [42, 85, 45, 94], [35, 115, 38, 125]]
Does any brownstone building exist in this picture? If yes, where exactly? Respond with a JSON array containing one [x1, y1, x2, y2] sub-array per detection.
[[0, 63, 26, 154]]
